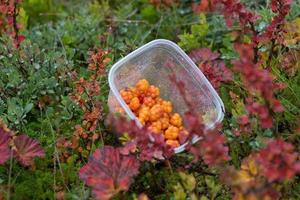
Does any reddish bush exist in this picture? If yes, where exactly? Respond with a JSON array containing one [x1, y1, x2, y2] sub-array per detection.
[[0, 121, 44, 167], [222, 139, 300, 199], [0, 0, 24, 47], [61, 49, 110, 160], [109, 116, 174, 161], [257, 139, 300, 182], [79, 146, 140, 200], [189, 48, 232, 90]]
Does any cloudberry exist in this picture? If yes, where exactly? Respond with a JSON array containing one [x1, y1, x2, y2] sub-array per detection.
[[165, 126, 179, 140], [170, 113, 182, 127], [120, 89, 134, 104], [129, 87, 137, 96], [129, 97, 140, 111], [156, 98, 163, 104], [144, 97, 156, 107], [149, 121, 162, 133], [166, 140, 180, 148], [119, 79, 189, 146], [160, 116, 170, 130], [136, 79, 150, 92], [149, 104, 164, 121], [161, 101, 172, 113], [147, 85, 160, 98], [138, 117, 146, 125], [138, 106, 150, 121]]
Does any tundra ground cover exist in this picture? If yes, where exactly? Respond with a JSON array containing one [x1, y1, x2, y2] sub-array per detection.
[[0, 0, 300, 199]]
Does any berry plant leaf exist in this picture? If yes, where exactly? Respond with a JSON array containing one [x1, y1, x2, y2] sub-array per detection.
[[0, 126, 11, 165], [79, 146, 140, 200], [13, 134, 45, 166]]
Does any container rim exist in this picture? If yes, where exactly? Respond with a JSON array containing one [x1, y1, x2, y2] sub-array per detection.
[[108, 39, 225, 154]]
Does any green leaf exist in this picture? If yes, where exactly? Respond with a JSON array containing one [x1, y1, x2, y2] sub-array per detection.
[[179, 172, 196, 192], [262, 129, 273, 137], [200, 196, 209, 200], [62, 35, 75, 45], [205, 176, 221, 199], [24, 103, 34, 114], [173, 183, 186, 200], [18, 8, 29, 31], [141, 5, 159, 23]]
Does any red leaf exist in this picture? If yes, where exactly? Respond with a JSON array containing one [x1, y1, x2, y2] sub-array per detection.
[[0, 126, 11, 165], [260, 117, 273, 129], [272, 99, 284, 112], [199, 132, 230, 166], [189, 48, 220, 64], [13, 134, 45, 166], [79, 146, 140, 200], [257, 139, 300, 182], [234, 43, 254, 62], [17, 35, 25, 43], [189, 48, 232, 90], [238, 115, 250, 125], [109, 116, 173, 161]]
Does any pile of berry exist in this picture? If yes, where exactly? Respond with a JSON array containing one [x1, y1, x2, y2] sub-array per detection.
[[119, 79, 188, 148]]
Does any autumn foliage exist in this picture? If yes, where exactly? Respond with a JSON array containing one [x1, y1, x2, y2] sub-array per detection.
[[57, 49, 110, 161], [222, 139, 300, 200], [0, 0, 299, 199], [79, 146, 140, 200], [0, 0, 24, 47], [0, 121, 44, 167], [189, 48, 232, 90]]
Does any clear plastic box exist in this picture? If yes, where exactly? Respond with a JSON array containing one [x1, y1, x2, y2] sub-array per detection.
[[108, 39, 225, 153]]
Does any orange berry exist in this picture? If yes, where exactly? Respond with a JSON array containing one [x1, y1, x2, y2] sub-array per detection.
[[162, 112, 169, 118], [144, 97, 156, 107], [149, 104, 164, 121], [166, 140, 180, 148], [149, 121, 162, 133], [156, 98, 163, 104], [138, 106, 150, 121], [165, 126, 179, 140], [170, 113, 182, 127], [147, 85, 160, 98], [120, 89, 134, 104], [161, 101, 172, 113], [129, 87, 137, 96], [138, 117, 146, 125], [136, 79, 150, 92], [159, 116, 170, 130], [129, 97, 140, 111]]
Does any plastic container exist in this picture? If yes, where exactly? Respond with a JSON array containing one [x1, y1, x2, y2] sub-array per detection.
[[108, 39, 225, 153]]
